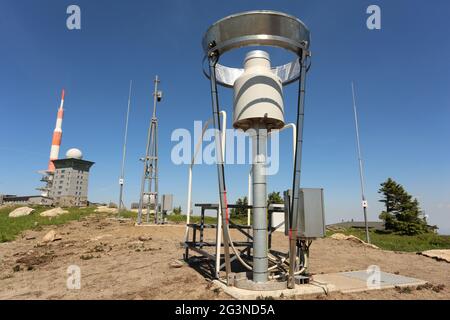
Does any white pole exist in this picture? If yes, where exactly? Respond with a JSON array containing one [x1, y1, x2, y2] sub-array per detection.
[[184, 118, 212, 241], [184, 110, 227, 255]]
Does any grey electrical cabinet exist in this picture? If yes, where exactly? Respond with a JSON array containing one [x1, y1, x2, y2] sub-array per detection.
[[284, 188, 326, 238], [297, 188, 325, 238], [162, 194, 173, 212]]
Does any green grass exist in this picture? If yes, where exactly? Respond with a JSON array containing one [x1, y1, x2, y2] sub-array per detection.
[[327, 228, 450, 252], [5, 205, 448, 253], [119, 210, 249, 225], [0, 206, 98, 243]]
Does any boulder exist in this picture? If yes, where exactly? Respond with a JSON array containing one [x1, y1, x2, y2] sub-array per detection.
[[8, 207, 35, 218], [169, 260, 184, 268], [95, 206, 118, 214], [42, 230, 62, 243], [40, 207, 69, 217]]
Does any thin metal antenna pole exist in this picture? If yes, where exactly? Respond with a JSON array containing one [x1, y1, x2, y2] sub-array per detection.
[[351, 82, 370, 244], [118, 80, 132, 217]]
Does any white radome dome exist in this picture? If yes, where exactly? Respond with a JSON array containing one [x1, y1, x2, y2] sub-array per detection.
[[66, 148, 83, 159]]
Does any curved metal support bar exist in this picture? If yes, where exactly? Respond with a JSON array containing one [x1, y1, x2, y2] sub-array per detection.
[[202, 10, 310, 88], [203, 58, 302, 88], [184, 111, 227, 243], [278, 123, 297, 165]]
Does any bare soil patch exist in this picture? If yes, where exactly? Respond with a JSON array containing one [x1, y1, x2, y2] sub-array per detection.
[[0, 215, 448, 300]]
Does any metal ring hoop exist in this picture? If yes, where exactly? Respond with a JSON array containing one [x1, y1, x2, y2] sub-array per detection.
[[202, 10, 311, 88]]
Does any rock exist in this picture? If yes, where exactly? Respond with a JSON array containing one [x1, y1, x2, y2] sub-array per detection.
[[8, 207, 35, 218], [95, 206, 118, 214], [138, 235, 152, 242], [128, 240, 144, 249], [169, 260, 184, 268], [42, 230, 62, 243], [40, 207, 69, 217]]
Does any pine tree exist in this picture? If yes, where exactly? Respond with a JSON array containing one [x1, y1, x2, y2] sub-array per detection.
[[231, 196, 248, 217], [267, 191, 284, 205], [378, 178, 430, 235]]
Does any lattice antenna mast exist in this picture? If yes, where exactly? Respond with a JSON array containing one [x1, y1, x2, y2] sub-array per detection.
[[137, 76, 163, 224]]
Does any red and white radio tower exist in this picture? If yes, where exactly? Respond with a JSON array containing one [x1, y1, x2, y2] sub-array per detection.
[[48, 89, 65, 172]]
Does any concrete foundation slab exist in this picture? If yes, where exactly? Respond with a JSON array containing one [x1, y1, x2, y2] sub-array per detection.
[[213, 280, 334, 300], [214, 270, 426, 299], [312, 271, 426, 294]]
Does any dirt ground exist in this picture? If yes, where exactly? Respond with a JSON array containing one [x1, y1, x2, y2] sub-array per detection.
[[0, 214, 448, 300]]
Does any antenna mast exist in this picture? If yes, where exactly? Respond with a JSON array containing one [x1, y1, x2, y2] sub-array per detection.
[[118, 80, 132, 217], [351, 82, 370, 244], [137, 76, 163, 224]]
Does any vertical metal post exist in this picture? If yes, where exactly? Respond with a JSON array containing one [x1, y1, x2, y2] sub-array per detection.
[[137, 114, 152, 225], [118, 80, 132, 217], [208, 52, 232, 283], [251, 125, 268, 283], [351, 82, 370, 243], [145, 121, 155, 224], [288, 50, 309, 289], [154, 120, 159, 223]]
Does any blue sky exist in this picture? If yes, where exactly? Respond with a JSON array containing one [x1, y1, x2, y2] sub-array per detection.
[[0, 0, 449, 233]]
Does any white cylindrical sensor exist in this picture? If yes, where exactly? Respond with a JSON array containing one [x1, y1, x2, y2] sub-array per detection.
[[233, 50, 285, 131]]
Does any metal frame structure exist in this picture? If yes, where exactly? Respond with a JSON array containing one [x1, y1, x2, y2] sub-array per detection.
[[184, 116, 298, 280], [200, 10, 311, 288], [137, 76, 163, 225]]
